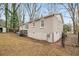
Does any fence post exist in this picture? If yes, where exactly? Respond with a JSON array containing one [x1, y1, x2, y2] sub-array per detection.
[[61, 32, 66, 48], [78, 32, 79, 46]]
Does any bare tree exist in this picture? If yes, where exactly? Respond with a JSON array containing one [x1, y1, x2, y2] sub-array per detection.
[[76, 4, 79, 45], [6, 3, 21, 32], [25, 3, 41, 21], [5, 3, 9, 32], [21, 4, 25, 23], [61, 3, 78, 34], [46, 3, 58, 15], [0, 3, 4, 18]]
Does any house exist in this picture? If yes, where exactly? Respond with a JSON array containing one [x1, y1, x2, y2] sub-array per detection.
[[19, 23, 28, 31], [0, 19, 6, 33], [19, 22, 28, 35], [27, 13, 63, 43]]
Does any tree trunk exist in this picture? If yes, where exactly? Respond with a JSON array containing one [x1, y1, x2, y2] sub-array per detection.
[[78, 32, 79, 46], [73, 20, 76, 34], [5, 3, 8, 32], [72, 11, 76, 34]]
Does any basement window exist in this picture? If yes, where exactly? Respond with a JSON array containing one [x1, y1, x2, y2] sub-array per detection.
[[47, 34, 50, 38]]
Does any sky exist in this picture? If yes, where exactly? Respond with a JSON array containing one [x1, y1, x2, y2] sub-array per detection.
[[0, 3, 72, 24], [42, 4, 72, 24]]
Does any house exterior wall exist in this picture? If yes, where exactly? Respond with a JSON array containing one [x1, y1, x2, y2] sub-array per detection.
[[52, 15, 63, 42], [28, 14, 63, 43], [3, 27, 6, 32], [0, 27, 6, 33], [28, 17, 54, 42], [19, 25, 27, 30], [0, 20, 6, 33]]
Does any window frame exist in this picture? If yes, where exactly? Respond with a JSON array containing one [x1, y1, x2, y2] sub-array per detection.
[[40, 20, 44, 28], [32, 22, 35, 27]]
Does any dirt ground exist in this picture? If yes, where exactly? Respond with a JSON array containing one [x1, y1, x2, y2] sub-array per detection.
[[0, 32, 79, 56]]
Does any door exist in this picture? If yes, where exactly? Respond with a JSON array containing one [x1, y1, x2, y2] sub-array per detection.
[[52, 33, 54, 42]]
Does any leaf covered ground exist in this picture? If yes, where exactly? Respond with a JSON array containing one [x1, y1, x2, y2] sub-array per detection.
[[0, 32, 79, 56]]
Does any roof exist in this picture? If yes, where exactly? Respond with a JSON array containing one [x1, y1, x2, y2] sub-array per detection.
[[19, 22, 28, 26], [28, 13, 63, 23]]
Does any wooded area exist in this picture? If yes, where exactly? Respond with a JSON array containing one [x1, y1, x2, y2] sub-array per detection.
[[0, 3, 79, 33]]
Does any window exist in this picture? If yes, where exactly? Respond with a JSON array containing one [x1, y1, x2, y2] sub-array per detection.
[[40, 20, 44, 28], [32, 22, 35, 27]]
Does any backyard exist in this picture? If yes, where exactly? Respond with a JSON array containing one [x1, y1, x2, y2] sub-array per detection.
[[0, 32, 79, 56]]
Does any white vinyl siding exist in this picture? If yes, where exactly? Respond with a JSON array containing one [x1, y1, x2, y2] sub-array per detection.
[[28, 13, 63, 43]]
